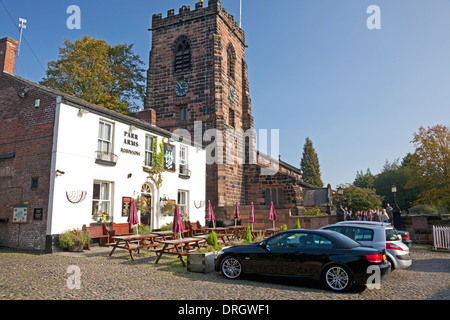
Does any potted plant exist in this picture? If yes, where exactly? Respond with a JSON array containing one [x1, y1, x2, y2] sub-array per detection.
[[187, 231, 222, 273], [58, 229, 91, 252]]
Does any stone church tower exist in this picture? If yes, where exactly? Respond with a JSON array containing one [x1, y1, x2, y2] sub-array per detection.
[[144, 0, 333, 225], [145, 0, 253, 208]]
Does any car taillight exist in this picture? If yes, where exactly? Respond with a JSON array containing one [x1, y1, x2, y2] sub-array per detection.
[[386, 243, 403, 251], [402, 234, 410, 240], [366, 254, 384, 263]]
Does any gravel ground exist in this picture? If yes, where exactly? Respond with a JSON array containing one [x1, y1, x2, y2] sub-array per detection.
[[0, 244, 448, 301]]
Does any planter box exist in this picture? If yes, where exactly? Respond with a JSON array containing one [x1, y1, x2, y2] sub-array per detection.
[[187, 252, 215, 273]]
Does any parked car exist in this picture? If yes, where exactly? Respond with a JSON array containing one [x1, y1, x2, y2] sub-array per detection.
[[398, 230, 412, 249], [215, 229, 391, 292], [321, 221, 412, 270]]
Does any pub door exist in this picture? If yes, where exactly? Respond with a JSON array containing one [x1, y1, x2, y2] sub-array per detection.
[[140, 194, 152, 226]]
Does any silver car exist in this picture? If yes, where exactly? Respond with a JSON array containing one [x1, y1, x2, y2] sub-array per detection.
[[321, 221, 412, 270]]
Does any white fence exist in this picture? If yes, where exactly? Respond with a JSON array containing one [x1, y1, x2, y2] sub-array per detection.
[[433, 226, 450, 250]]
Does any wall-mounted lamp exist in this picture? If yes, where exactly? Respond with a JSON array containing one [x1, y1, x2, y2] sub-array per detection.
[[160, 195, 168, 207], [127, 173, 132, 179], [77, 108, 89, 117]]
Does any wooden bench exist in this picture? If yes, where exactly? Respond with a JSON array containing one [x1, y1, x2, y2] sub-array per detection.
[[82, 224, 110, 250], [111, 223, 133, 236], [191, 221, 206, 236]]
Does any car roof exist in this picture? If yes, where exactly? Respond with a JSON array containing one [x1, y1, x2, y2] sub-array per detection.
[[335, 221, 393, 227], [321, 222, 393, 230]]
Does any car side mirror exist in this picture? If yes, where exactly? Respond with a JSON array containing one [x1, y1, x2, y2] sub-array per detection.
[[260, 241, 270, 252]]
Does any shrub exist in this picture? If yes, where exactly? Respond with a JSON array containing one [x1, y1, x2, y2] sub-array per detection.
[[207, 231, 219, 250], [243, 224, 253, 244], [280, 224, 287, 231], [408, 205, 449, 215], [134, 224, 152, 234], [305, 208, 326, 216], [58, 229, 91, 249], [295, 218, 301, 229]]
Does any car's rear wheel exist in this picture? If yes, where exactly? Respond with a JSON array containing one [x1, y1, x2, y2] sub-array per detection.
[[322, 265, 353, 292], [220, 256, 242, 279]]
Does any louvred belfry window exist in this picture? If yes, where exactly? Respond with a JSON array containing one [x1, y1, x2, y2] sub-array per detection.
[[174, 40, 191, 73]]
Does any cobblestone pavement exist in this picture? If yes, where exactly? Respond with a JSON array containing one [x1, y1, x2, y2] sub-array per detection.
[[0, 244, 448, 300]]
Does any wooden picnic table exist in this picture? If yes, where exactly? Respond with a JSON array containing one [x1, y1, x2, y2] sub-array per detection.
[[203, 227, 234, 245], [203, 227, 229, 234], [108, 234, 164, 261], [228, 225, 246, 239], [154, 237, 207, 267], [149, 230, 177, 240], [265, 227, 281, 236], [250, 228, 281, 239]]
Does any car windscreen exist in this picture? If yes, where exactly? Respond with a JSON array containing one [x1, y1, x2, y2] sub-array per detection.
[[327, 231, 361, 249]]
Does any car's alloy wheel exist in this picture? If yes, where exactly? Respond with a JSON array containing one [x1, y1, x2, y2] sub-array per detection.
[[324, 265, 351, 292], [221, 256, 242, 279]]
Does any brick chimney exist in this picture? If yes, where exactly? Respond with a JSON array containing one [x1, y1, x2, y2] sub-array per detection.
[[0, 37, 18, 74], [129, 108, 157, 126]]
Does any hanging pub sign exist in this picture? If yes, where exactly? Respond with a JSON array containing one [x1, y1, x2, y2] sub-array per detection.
[[163, 142, 176, 172], [122, 197, 132, 217]]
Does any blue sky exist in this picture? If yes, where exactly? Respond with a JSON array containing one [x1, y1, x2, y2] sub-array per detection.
[[1, 0, 450, 188]]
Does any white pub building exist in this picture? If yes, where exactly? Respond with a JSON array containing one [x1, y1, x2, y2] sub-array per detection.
[[0, 37, 206, 252]]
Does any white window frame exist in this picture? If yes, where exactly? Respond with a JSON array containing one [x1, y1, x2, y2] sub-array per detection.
[[98, 120, 113, 153], [92, 181, 113, 220], [177, 190, 189, 217], [144, 135, 155, 167], [179, 145, 189, 175]]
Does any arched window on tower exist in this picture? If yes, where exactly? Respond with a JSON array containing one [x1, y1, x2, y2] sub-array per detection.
[[227, 43, 236, 80], [174, 39, 191, 73]]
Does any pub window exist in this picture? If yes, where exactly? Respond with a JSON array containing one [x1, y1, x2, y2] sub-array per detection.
[[264, 188, 284, 206], [92, 181, 113, 220], [144, 135, 155, 167], [174, 39, 191, 73], [178, 190, 189, 216], [97, 120, 113, 153], [179, 145, 189, 175]]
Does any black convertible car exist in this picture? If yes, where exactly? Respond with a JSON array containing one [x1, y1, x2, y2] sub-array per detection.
[[215, 229, 391, 292]]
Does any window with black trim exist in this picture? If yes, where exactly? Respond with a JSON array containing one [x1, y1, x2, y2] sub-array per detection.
[[174, 40, 191, 73]]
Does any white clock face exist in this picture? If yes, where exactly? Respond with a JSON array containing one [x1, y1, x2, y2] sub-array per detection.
[[175, 81, 188, 96]]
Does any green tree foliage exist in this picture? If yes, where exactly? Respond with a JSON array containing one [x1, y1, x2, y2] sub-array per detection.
[[300, 137, 324, 187], [411, 125, 450, 210], [336, 184, 383, 212], [40, 36, 145, 114], [353, 168, 375, 189], [373, 155, 424, 211]]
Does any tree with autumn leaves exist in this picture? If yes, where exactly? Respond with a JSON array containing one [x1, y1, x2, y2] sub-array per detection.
[[40, 36, 145, 114], [411, 124, 450, 210], [349, 124, 450, 213]]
